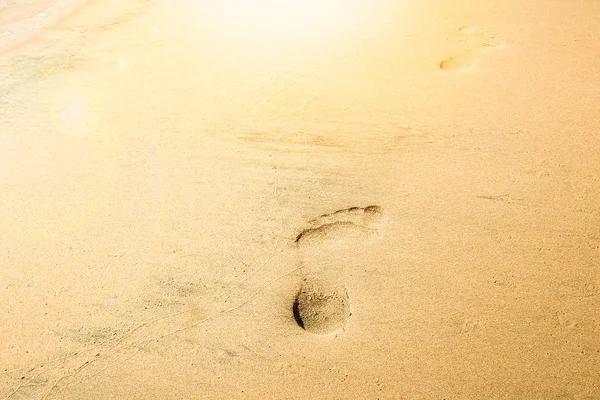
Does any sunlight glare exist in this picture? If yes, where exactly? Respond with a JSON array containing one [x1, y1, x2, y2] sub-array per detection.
[[52, 89, 96, 135], [197, 0, 365, 40]]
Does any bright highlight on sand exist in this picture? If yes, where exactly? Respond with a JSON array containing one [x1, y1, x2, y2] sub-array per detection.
[[53, 91, 93, 128], [61, 100, 86, 120], [198, 0, 364, 39]]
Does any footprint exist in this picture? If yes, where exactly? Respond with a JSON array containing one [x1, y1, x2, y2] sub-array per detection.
[[439, 51, 478, 72], [295, 205, 385, 247], [292, 278, 350, 335], [289, 205, 385, 335], [440, 26, 505, 72]]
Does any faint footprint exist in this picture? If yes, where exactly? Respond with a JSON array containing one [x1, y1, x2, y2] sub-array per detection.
[[295, 205, 385, 247], [457, 25, 504, 48], [440, 25, 505, 72]]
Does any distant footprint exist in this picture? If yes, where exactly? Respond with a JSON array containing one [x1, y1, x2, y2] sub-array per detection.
[[295, 205, 385, 247], [440, 26, 505, 72], [439, 52, 478, 72]]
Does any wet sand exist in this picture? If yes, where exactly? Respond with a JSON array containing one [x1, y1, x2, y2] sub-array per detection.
[[1, 0, 599, 398]]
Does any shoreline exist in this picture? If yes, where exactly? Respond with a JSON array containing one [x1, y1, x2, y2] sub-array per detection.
[[0, 0, 89, 55]]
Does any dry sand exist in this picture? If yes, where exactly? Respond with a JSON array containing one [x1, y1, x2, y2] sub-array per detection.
[[1, 0, 599, 398]]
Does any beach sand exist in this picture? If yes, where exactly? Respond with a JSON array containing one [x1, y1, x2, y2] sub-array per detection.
[[1, 0, 599, 398]]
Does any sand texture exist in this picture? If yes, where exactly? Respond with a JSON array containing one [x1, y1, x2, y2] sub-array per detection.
[[1, 0, 599, 398]]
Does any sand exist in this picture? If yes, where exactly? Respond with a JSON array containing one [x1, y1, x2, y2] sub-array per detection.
[[0, 0, 599, 398]]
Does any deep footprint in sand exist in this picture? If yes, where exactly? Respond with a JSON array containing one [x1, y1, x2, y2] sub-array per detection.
[[293, 278, 350, 335], [290, 205, 385, 335], [295, 205, 385, 247]]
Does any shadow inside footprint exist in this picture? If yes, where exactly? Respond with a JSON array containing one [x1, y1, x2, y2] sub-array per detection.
[[292, 298, 305, 330]]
